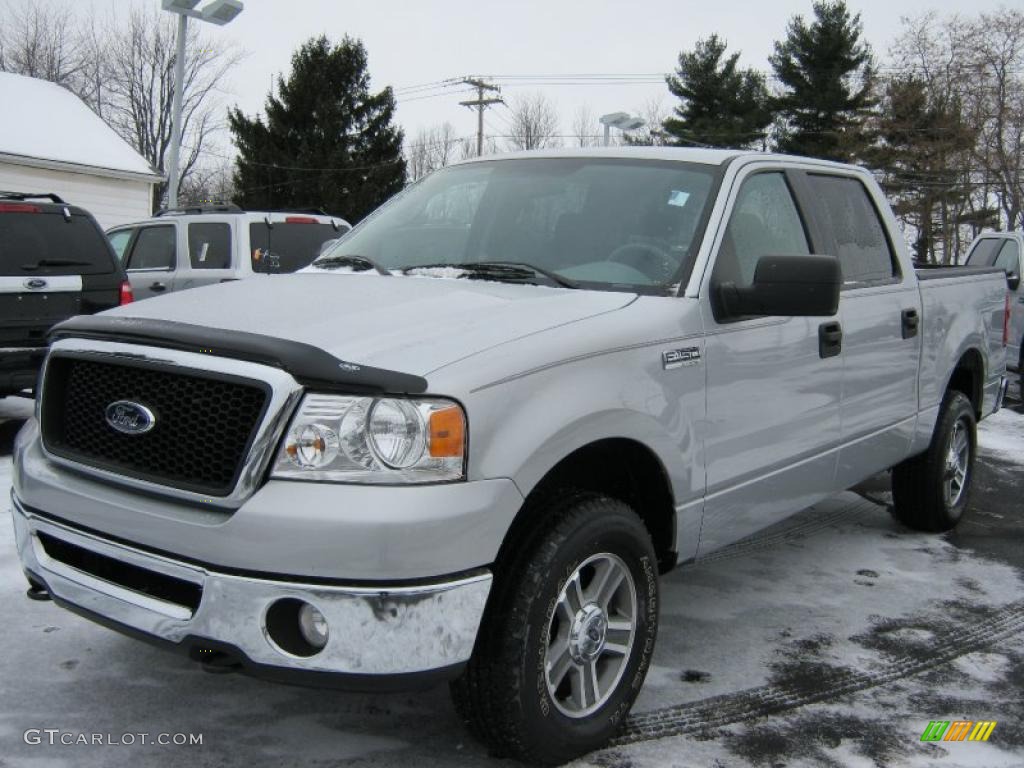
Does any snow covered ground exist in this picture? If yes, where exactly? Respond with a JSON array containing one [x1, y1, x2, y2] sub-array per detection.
[[0, 394, 1021, 767]]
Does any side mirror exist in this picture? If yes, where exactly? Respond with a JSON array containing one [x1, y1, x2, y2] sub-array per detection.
[[715, 254, 841, 320], [1007, 271, 1020, 291]]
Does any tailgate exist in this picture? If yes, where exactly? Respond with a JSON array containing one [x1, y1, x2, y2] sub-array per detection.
[[0, 276, 84, 347]]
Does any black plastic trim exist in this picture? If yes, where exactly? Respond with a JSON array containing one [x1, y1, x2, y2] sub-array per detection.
[[48, 316, 428, 394], [915, 265, 1006, 281]]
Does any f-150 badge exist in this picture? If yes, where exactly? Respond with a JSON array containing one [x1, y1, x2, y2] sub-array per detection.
[[662, 347, 702, 369]]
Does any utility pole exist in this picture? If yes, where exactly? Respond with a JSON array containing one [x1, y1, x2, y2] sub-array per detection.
[[459, 78, 503, 157]]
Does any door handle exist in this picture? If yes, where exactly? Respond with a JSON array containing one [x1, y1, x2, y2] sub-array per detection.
[[150, 282, 167, 292], [901, 308, 919, 339], [819, 321, 842, 359]]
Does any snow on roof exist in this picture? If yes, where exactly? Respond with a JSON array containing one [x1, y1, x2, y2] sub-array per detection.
[[0, 72, 161, 180]]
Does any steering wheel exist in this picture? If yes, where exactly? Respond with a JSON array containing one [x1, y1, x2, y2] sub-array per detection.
[[606, 242, 674, 281]]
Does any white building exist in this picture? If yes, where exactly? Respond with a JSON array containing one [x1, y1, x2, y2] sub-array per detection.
[[0, 72, 162, 229]]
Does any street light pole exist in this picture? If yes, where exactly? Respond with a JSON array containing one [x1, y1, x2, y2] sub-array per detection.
[[167, 13, 188, 208], [161, 0, 243, 209]]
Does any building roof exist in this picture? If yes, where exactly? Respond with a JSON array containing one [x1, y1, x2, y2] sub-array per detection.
[[0, 72, 162, 182]]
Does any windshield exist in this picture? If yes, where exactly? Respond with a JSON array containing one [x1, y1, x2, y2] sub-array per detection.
[[312, 158, 719, 292], [0, 211, 117, 276], [250, 221, 344, 273]]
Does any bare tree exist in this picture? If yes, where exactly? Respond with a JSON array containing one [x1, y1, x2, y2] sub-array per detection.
[[506, 92, 560, 151], [887, 9, 1024, 258], [406, 122, 462, 181], [625, 95, 671, 146], [101, 5, 243, 210], [178, 157, 236, 205], [570, 105, 599, 147], [0, 1, 89, 94], [0, 1, 242, 212]]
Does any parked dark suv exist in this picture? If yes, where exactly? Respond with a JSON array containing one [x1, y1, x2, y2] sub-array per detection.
[[0, 192, 131, 397]]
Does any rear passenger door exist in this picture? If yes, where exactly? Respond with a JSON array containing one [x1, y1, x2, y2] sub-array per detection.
[[174, 221, 235, 292], [124, 224, 177, 299], [802, 172, 922, 487]]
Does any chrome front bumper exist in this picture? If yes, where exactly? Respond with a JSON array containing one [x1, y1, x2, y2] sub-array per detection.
[[12, 495, 491, 682]]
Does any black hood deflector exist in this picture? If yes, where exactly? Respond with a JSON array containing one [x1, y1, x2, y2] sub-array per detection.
[[49, 316, 428, 395]]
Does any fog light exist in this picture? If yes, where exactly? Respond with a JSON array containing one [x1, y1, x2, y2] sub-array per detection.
[[298, 603, 329, 649]]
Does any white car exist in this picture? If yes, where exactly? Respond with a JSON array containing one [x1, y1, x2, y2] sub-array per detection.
[[105, 205, 351, 300]]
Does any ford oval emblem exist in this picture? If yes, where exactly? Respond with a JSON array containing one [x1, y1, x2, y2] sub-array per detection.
[[24, 278, 47, 290], [104, 401, 156, 435]]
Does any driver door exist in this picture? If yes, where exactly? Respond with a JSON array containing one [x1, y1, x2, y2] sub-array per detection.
[[697, 167, 843, 554]]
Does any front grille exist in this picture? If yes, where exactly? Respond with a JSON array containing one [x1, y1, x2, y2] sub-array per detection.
[[41, 356, 269, 496], [38, 532, 202, 613]]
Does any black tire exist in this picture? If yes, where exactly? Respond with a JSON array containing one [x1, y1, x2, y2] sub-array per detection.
[[450, 493, 658, 765], [891, 390, 977, 532]]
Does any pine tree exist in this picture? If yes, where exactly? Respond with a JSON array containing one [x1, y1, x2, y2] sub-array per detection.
[[769, 1, 875, 161], [229, 36, 405, 222], [662, 35, 772, 149], [867, 76, 981, 264]]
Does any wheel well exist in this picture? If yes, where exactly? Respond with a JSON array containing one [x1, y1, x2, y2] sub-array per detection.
[[510, 438, 677, 573], [946, 349, 983, 417]]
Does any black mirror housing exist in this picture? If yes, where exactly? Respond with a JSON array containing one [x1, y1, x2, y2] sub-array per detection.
[[715, 254, 841, 320], [1007, 271, 1020, 291]]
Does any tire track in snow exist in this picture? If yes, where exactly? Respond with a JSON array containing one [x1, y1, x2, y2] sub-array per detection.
[[615, 599, 1024, 745]]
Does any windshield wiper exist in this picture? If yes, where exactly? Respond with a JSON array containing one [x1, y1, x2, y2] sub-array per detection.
[[402, 261, 579, 289], [20, 258, 93, 270], [311, 254, 391, 276]]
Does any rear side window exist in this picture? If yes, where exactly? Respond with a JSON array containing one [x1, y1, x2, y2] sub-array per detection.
[[250, 221, 342, 273], [188, 223, 232, 269], [808, 175, 897, 286], [994, 239, 1020, 275], [0, 211, 117, 275], [107, 229, 134, 264], [126, 226, 176, 270], [965, 238, 1003, 267]]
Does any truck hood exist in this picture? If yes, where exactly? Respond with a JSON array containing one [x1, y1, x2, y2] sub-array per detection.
[[105, 273, 635, 375]]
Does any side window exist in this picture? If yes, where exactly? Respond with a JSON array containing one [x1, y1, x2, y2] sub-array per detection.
[[188, 223, 231, 269], [126, 226, 176, 271], [994, 239, 1020, 275], [107, 229, 134, 264], [965, 238, 1002, 267], [808, 174, 897, 286], [714, 172, 809, 288]]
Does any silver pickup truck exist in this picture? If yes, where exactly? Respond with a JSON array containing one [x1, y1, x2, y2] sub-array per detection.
[[10, 148, 1011, 764]]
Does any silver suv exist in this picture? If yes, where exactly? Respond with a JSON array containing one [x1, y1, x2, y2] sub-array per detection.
[[105, 205, 350, 300]]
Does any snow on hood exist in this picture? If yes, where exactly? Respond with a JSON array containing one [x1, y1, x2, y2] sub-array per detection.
[[104, 273, 635, 375]]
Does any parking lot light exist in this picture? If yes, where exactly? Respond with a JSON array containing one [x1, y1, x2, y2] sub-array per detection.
[[161, 0, 244, 208]]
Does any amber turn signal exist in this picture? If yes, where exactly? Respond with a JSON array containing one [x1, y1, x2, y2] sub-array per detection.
[[428, 406, 465, 458]]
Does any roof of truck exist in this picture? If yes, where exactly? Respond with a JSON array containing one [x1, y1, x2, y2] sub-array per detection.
[[452, 146, 863, 172]]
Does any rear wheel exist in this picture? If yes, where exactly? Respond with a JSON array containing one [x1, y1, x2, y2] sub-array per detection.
[[450, 493, 658, 765], [892, 391, 976, 532]]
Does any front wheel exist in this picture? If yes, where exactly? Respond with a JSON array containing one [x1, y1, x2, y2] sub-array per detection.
[[891, 390, 977, 532], [450, 494, 658, 765]]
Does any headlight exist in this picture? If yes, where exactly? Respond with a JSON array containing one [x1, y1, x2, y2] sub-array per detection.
[[271, 394, 466, 483]]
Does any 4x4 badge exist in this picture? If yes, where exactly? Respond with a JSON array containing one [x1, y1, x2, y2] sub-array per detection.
[[662, 347, 702, 370]]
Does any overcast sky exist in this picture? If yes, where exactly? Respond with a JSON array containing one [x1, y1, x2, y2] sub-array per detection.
[[47, 0, 1007, 147]]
